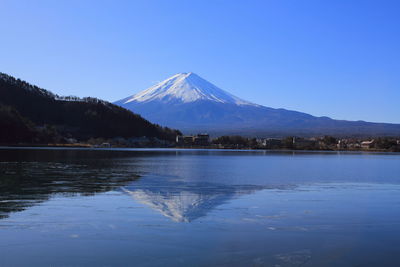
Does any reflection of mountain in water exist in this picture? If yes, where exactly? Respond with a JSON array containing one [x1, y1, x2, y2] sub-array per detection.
[[123, 179, 264, 222]]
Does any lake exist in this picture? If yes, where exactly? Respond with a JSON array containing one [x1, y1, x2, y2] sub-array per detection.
[[1, 148, 400, 266]]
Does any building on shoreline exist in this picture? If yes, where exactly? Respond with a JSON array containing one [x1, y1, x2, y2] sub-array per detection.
[[361, 140, 375, 149], [176, 134, 210, 146]]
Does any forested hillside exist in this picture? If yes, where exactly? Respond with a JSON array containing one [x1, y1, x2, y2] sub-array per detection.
[[0, 73, 180, 144]]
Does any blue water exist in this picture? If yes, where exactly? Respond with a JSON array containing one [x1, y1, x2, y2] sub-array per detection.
[[0, 148, 400, 266]]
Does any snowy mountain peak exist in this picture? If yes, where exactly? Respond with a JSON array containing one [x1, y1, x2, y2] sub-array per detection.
[[120, 72, 258, 106]]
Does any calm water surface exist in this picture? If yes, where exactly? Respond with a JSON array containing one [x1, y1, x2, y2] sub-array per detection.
[[0, 148, 400, 266]]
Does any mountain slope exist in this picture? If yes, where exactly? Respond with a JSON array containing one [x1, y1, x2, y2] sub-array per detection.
[[0, 72, 180, 143], [115, 72, 400, 137], [117, 72, 257, 106]]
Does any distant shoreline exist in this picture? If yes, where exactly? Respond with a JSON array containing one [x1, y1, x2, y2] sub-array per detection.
[[0, 143, 399, 153]]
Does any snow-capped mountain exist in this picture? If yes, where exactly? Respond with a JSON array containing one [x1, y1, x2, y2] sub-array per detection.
[[117, 72, 257, 106], [115, 73, 400, 136]]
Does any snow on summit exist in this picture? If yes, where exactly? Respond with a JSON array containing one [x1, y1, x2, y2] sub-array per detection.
[[121, 72, 257, 106]]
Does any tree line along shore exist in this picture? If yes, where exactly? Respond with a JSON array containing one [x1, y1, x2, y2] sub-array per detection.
[[2, 134, 400, 152]]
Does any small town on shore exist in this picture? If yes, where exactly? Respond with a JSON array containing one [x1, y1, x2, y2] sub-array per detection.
[[35, 133, 400, 152], [176, 134, 400, 151]]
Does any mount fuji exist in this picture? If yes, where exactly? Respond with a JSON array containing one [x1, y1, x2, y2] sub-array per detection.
[[115, 72, 400, 137]]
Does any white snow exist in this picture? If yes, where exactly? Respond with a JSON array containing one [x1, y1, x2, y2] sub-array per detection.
[[123, 72, 258, 106]]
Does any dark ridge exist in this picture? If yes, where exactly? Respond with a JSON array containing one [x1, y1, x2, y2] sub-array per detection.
[[0, 72, 181, 144]]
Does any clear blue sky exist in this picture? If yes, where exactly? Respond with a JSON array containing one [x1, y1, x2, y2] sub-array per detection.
[[1, 0, 399, 123]]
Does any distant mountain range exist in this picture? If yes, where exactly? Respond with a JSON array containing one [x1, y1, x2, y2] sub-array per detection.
[[115, 72, 400, 137], [0, 73, 179, 144]]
